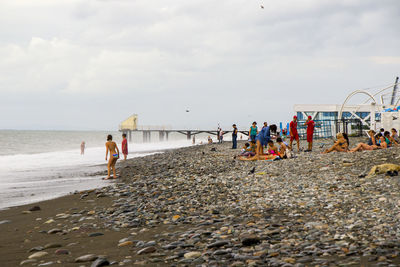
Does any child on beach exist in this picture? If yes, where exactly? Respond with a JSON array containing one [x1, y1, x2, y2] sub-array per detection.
[[105, 135, 120, 179], [208, 136, 213, 144], [122, 133, 128, 160], [240, 141, 256, 158], [277, 137, 291, 159]]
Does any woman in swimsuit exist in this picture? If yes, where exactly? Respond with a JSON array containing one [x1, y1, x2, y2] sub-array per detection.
[[349, 130, 378, 152], [322, 133, 348, 154], [105, 134, 120, 179]]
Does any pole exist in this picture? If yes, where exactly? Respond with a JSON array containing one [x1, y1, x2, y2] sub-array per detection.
[[370, 102, 376, 131], [390, 76, 399, 106]]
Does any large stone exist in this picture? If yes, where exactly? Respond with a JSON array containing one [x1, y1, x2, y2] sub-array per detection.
[[207, 240, 229, 248], [184, 251, 202, 259], [28, 252, 48, 259], [47, 228, 62, 234], [137, 246, 156, 255], [91, 258, 110, 267], [241, 235, 261, 246], [44, 243, 62, 249], [75, 254, 98, 262], [20, 259, 37, 265]]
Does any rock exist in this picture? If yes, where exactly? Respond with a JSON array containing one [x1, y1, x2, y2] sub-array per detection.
[[0, 220, 11, 225], [241, 235, 260, 246], [47, 228, 62, 234], [55, 249, 70, 255], [29, 206, 41, 211], [20, 259, 37, 265], [184, 251, 202, 259], [44, 219, 54, 224], [207, 240, 229, 248], [28, 246, 44, 252], [38, 262, 53, 266], [88, 232, 104, 237], [44, 243, 62, 249], [137, 246, 156, 255], [118, 241, 133, 247], [91, 258, 110, 267], [75, 254, 98, 262], [28, 251, 48, 259]]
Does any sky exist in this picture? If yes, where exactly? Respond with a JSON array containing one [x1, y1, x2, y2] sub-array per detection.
[[0, 0, 399, 130]]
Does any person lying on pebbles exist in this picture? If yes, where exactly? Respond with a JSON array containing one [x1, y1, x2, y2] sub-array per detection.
[[239, 140, 281, 161], [350, 130, 379, 152], [322, 133, 349, 154]]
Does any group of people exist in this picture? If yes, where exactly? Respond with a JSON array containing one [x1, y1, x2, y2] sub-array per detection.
[[323, 128, 399, 153], [234, 115, 315, 161]]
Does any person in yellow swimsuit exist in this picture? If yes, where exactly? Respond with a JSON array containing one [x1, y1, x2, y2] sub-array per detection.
[[105, 134, 120, 179]]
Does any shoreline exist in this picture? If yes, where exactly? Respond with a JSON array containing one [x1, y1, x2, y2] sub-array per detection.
[[2, 139, 400, 266], [0, 142, 195, 211]]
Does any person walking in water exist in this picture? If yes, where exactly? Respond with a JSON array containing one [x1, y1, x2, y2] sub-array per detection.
[[232, 124, 238, 149], [80, 141, 85, 155], [249, 122, 258, 142], [121, 133, 128, 160], [105, 134, 120, 179], [289, 116, 300, 152], [305, 116, 315, 152]]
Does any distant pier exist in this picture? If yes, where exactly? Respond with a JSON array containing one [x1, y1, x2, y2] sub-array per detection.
[[119, 114, 248, 142], [119, 129, 249, 142]]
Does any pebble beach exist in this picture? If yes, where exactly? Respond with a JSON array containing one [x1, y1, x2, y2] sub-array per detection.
[[1, 138, 400, 266]]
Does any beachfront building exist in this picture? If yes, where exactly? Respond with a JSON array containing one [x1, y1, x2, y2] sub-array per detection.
[[293, 104, 381, 127]]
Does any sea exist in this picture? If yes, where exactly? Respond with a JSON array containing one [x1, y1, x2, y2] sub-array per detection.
[[0, 130, 206, 210]]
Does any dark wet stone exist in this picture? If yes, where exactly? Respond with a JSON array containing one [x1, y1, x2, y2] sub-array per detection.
[[88, 232, 104, 237], [44, 243, 62, 249], [241, 235, 261, 246], [91, 258, 110, 267], [55, 249, 70, 255], [29, 206, 41, 211], [207, 240, 230, 248]]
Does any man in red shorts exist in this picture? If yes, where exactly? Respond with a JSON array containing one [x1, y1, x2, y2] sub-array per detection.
[[289, 116, 300, 152], [305, 116, 315, 152]]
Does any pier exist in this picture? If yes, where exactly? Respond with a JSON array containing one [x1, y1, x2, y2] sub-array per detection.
[[118, 114, 249, 142], [120, 129, 249, 142]]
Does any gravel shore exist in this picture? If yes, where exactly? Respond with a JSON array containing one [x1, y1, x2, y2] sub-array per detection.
[[1, 138, 400, 266]]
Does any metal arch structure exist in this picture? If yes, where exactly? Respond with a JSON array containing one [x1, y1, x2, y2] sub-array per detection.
[[338, 90, 378, 122], [362, 83, 397, 104]]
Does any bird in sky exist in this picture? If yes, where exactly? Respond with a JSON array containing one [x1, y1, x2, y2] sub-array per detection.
[[260, 5, 264, 9], [185, 109, 190, 113]]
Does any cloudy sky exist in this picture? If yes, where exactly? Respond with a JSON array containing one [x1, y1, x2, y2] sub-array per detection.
[[1, 0, 399, 130]]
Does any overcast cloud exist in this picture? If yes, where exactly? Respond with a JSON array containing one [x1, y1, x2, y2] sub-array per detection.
[[1, 0, 399, 130]]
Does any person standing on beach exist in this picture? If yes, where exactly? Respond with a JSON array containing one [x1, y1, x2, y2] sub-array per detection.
[[289, 116, 300, 152], [105, 135, 120, 179], [305, 116, 315, 152], [232, 124, 238, 149], [80, 141, 85, 155], [249, 122, 258, 141], [121, 133, 128, 161], [217, 126, 222, 144]]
